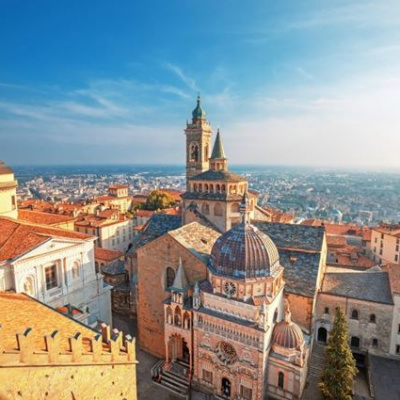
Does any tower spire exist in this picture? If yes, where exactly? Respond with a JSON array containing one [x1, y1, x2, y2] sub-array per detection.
[[209, 129, 228, 171]]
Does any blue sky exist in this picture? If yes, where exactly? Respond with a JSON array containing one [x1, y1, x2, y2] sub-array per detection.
[[1, 0, 400, 168]]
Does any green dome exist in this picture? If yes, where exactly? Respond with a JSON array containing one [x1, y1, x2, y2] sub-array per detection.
[[192, 95, 206, 120]]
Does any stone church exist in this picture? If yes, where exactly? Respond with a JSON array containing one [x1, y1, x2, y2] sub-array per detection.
[[136, 97, 327, 399]]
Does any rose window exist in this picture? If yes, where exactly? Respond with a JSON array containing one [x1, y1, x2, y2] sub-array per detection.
[[216, 341, 238, 365]]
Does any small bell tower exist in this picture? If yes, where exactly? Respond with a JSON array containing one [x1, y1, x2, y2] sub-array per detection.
[[184, 96, 212, 185]]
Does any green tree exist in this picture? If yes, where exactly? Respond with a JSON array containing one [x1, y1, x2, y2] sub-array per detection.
[[318, 307, 357, 400], [144, 190, 176, 211]]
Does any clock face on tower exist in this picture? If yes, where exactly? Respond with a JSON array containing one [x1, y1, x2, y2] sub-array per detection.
[[224, 282, 236, 297]]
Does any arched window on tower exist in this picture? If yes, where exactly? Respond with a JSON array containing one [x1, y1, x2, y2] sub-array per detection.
[[231, 203, 240, 213], [205, 184, 209, 192], [210, 184, 214, 193], [222, 184, 226, 193], [214, 203, 223, 216], [166, 267, 175, 290], [216, 184, 221, 193], [174, 306, 182, 326], [351, 309, 359, 320], [190, 142, 199, 162], [199, 184, 203, 192], [202, 203, 210, 215], [278, 372, 284, 389]]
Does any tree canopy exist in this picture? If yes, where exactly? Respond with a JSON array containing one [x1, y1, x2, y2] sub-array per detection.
[[140, 190, 177, 211]]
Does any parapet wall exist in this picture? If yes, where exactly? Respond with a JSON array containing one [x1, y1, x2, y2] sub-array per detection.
[[0, 323, 136, 366]]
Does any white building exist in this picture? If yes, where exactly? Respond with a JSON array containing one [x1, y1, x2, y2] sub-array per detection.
[[0, 217, 112, 326]]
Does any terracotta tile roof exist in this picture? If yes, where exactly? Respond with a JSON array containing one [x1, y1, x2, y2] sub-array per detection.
[[96, 195, 115, 202], [95, 247, 124, 262], [18, 210, 75, 226], [0, 217, 93, 262], [373, 223, 400, 237], [19, 199, 56, 213], [109, 185, 128, 190], [135, 210, 154, 217], [0, 160, 14, 175], [0, 292, 98, 352]]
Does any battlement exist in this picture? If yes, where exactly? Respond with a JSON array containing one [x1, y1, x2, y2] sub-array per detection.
[[0, 322, 136, 366]]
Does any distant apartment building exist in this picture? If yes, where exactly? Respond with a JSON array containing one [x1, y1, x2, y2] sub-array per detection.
[[371, 223, 400, 265], [75, 209, 134, 253], [96, 184, 132, 214]]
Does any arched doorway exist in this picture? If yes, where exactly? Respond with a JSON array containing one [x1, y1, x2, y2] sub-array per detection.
[[182, 340, 190, 363], [318, 327, 327, 343], [221, 377, 231, 398]]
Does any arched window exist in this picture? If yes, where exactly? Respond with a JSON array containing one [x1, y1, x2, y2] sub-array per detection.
[[351, 309, 359, 320], [214, 203, 223, 216], [166, 267, 175, 289], [216, 184, 221, 193], [190, 142, 199, 162], [199, 184, 202, 192], [231, 203, 240, 213], [174, 306, 182, 326], [202, 203, 210, 215], [194, 183, 197, 192], [210, 184, 214, 193], [370, 314, 376, 323], [278, 372, 284, 389], [204, 184, 209, 192], [221, 184, 226, 193]]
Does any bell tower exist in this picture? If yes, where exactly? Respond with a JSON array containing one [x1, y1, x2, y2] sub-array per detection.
[[184, 96, 212, 185]]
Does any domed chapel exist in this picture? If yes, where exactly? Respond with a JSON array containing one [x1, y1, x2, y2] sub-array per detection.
[[163, 192, 309, 399]]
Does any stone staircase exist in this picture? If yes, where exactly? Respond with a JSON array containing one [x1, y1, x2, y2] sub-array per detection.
[[302, 342, 327, 400], [151, 359, 191, 398]]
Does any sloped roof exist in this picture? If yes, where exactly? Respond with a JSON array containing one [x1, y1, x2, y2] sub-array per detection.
[[18, 210, 75, 226], [322, 270, 393, 304], [129, 214, 182, 254], [254, 221, 325, 252], [168, 222, 220, 264], [0, 217, 93, 262], [188, 170, 245, 182], [0, 292, 99, 352], [210, 130, 226, 159]]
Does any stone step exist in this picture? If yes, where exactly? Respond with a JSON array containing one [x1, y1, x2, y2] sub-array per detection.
[[163, 369, 190, 385], [153, 379, 188, 398], [161, 371, 190, 389]]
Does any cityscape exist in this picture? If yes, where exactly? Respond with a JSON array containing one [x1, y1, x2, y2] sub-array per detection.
[[1, 1, 400, 400]]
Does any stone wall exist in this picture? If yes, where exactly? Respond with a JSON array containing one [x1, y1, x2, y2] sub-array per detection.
[[316, 293, 393, 355], [0, 362, 136, 400], [137, 234, 207, 357]]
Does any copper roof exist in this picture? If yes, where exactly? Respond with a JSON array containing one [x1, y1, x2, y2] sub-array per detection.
[[209, 223, 280, 279], [272, 317, 304, 349]]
